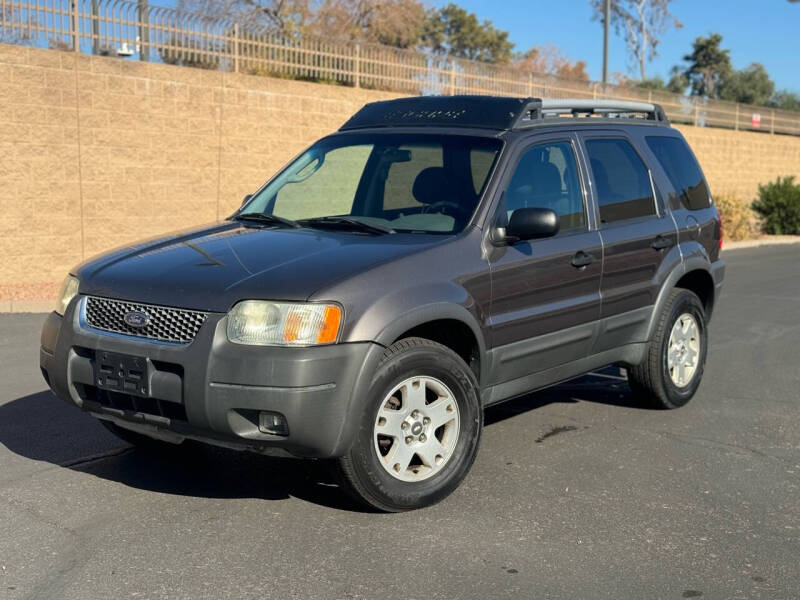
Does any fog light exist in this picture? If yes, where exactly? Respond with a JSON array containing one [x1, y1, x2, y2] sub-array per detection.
[[258, 411, 289, 436]]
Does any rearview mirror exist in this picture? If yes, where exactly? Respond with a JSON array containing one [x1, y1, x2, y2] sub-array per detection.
[[380, 148, 412, 163], [241, 194, 252, 207], [505, 207, 559, 243]]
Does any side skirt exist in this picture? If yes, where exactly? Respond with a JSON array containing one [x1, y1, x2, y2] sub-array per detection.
[[482, 343, 647, 407]]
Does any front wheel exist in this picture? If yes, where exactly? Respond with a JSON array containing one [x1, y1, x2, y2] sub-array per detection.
[[337, 337, 482, 512], [628, 289, 708, 409]]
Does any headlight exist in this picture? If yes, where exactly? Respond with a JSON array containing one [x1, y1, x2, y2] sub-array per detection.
[[227, 301, 342, 346], [55, 275, 79, 315]]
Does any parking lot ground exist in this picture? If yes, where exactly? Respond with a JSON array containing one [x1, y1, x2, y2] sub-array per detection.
[[1, 245, 799, 600]]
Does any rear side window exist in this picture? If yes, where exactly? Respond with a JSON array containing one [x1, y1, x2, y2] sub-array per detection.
[[646, 136, 710, 210], [585, 138, 656, 224]]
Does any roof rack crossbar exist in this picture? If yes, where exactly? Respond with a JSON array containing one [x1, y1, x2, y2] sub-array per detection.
[[534, 99, 669, 124]]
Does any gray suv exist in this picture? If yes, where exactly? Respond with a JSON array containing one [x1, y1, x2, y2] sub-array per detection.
[[40, 96, 724, 511]]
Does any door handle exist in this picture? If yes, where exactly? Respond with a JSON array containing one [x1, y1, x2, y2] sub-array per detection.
[[651, 235, 674, 251], [571, 250, 594, 269]]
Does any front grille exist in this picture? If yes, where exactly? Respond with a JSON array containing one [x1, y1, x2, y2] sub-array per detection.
[[84, 296, 208, 344]]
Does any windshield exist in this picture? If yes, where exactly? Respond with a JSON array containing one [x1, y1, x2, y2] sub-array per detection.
[[240, 133, 503, 234]]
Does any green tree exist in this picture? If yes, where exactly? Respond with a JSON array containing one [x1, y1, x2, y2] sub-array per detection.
[[683, 33, 731, 98], [632, 65, 685, 93], [590, 0, 681, 80], [666, 65, 688, 93], [635, 76, 667, 90], [771, 90, 800, 112], [719, 63, 775, 106], [420, 3, 513, 63]]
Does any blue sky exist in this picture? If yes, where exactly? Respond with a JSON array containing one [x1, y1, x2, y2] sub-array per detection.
[[432, 0, 799, 93]]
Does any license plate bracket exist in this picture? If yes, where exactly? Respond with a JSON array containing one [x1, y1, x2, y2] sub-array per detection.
[[93, 351, 149, 397]]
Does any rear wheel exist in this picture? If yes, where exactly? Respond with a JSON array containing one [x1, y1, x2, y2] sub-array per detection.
[[628, 289, 708, 409], [337, 337, 482, 512]]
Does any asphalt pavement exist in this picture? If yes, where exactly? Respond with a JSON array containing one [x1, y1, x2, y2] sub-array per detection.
[[1, 245, 799, 600]]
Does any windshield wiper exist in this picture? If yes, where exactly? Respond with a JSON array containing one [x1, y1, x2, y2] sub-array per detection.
[[297, 216, 395, 235], [231, 212, 300, 228]]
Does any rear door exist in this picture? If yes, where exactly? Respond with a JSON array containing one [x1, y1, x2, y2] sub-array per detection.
[[578, 131, 679, 352], [487, 133, 603, 385], [642, 133, 721, 263]]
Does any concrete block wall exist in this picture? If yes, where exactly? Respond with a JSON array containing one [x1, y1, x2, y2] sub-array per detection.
[[1, 42, 799, 309], [675, 125, 800, 202], [0, 43, 399, 310]]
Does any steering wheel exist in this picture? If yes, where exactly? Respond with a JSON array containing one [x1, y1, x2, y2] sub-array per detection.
[[422, 200, 467, 218]]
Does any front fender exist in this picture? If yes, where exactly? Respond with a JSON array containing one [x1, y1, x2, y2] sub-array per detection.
[[347, 282, 489, 385], [330, 287, 489, 455]]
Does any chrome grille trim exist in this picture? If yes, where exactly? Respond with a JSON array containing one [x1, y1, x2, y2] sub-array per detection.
[[82, 296, 209, 344]]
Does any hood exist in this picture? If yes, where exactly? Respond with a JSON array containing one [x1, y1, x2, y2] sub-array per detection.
[[75, 222, 446, 312]]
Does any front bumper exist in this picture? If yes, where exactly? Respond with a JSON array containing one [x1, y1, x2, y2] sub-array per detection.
[[39, 297, 384, 458]]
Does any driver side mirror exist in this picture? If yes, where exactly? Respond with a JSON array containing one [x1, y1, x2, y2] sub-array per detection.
[[504, 207, 559, 243], [241, 194, 252, 208]]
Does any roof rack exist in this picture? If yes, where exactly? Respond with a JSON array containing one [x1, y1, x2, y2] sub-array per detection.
[[339, 96, 669, 132], [339, 95, 535, 132], [513, 99, 669, 127]]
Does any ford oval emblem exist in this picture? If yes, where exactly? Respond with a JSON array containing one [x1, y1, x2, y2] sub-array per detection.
[[123, 310, 150, 328]]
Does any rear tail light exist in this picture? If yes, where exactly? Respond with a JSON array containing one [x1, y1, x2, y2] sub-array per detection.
[[715, 207, 723, 250]]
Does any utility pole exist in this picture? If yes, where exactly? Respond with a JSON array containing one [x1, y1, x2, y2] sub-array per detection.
[[602, 0, 610, 86]]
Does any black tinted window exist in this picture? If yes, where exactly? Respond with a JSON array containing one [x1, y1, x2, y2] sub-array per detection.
[[585, 138, 655, 223], [505, 141, 585, 231], [646, 136, 710, 210]]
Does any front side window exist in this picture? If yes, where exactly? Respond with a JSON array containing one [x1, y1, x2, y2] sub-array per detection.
[[585, 138, 656, 224], [243, 133, 502, 234], [504, 141, 586, 231], [645, 135, 710, 210]]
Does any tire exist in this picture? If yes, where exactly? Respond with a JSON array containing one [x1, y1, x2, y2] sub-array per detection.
[[99, 419, 185, 452], [337, 337, 482, 512], [628, 288, 708, 409]]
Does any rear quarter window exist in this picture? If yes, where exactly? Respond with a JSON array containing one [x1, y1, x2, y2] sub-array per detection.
[[646, 136, 710, 210]]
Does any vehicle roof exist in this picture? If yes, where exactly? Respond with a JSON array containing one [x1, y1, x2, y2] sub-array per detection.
[[339, 95, 671, 133]]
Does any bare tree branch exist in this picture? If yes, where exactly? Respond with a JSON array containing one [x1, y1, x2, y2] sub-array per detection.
[[591, 0, 681, 80]]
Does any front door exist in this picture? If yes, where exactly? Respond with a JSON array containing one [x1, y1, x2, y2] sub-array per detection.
[[487, 135, 603, 386]]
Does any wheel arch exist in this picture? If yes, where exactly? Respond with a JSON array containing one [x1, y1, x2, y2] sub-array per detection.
[[645, 256, 715, 341], [674, 269, 715, 316], [375, 303, 488, 386]]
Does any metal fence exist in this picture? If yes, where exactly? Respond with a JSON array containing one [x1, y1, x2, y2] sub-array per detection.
[[3, 0, 800, 137]]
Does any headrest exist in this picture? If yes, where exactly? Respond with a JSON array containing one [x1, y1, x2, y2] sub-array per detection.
[[412, 167, 451, 205], [531, 162, 562, 197]]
